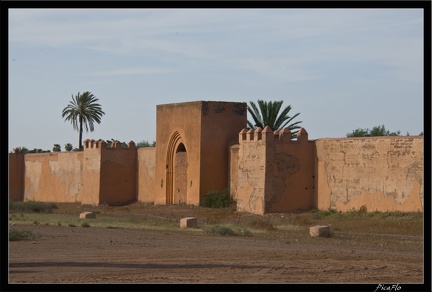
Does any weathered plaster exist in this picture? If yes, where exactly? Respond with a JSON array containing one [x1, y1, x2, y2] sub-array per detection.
[[137, 147, 156, 203], [24, 152, 83, 203], [315, 137, 423, 212]]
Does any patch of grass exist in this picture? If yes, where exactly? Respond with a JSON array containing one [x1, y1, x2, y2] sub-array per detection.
[[9, 229, 37, 241], [68, 224, 76, 227], [248, 219, 275, 231], [204, 225, 252, 237], [205, 225, 236, 236], [9, 201, 57, 213], [200, 190, 233, 208], [81, 222, 90, 228]]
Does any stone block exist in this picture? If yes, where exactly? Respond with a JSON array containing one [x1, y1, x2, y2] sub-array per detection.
[[80, 212, 96, 219], [309, 225, 332, 237], [180, 217, 197, 228]]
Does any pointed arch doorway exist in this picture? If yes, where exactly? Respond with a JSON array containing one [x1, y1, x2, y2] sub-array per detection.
[[166, 132, 188, 204]]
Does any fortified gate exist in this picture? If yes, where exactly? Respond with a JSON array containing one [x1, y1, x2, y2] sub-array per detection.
[[154, 101, 247, 205]]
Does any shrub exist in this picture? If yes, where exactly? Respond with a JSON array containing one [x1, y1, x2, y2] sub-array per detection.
[[9, 201, 57, 213], [205, 225, 236, 236], [200, 190, 232, 208], [81, 222, 90, 228], [65, 143, 73, 151], [53, 144, 61, 152], [9, 229, 36, 241], [204, 225, 252, 237]]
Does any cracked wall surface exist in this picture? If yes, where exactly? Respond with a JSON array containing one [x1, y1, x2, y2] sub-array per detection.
[[315, 137, 424, 212], [24, 152, 83, 203], [235, 138, 266, 215]]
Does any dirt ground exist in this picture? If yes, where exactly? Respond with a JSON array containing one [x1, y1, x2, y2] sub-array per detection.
[[8, 203, 425, 285]]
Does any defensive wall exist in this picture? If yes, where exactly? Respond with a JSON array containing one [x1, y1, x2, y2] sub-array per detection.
[[8, 100, 424, 214], [314, 136, 424, 212], [230, 126, 314, 215], [12, 139, 137, 206], [230, 128, 424, 214]]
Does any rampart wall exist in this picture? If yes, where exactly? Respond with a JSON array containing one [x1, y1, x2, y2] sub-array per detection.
[[99, 140, 137, 205], [9, 124, 424, 213], [231, 126, 315, 214], [23, 152, 84, 203], [9, 152, 25, 201], [137, 147, 156, 203], [315, 136, 424, 212], [13, 139, 140, 206], [231, 128, 424, 214]]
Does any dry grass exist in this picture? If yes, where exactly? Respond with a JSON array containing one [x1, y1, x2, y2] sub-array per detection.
[[8, 202, 423, 238]]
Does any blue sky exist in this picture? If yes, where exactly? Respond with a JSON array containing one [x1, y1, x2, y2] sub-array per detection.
[[8, 8, 424, 151]]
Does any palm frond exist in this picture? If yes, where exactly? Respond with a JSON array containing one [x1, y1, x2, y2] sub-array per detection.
[[62, 91, 105, 148], [247, 99, 302, 134]]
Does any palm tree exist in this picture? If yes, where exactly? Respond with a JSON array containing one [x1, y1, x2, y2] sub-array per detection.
[[62, 91, 105, 150], [247, 100, 302, 139]]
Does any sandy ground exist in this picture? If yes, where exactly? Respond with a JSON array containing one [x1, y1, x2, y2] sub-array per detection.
[[8, 224, 424, 285]]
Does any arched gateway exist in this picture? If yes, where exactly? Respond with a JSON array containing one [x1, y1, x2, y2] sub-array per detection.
[[155, 101, 247, 205], [165, 131, 188, 204]]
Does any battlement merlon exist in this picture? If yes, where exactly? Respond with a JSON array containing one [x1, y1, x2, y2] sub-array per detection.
[[238, 126, 307, 144], [83, 139, 137, 150], [296, 128, 309, 143]]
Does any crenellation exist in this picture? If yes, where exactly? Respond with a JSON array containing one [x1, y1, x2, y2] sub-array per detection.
[[128, 141, 136, 150], [98, 140, 107, 148], [113, 141, 121, 149], [297, 128, 309, 143], [254, 127, 263, 141], [247, 128, 254, 141], [239, 128, 247, 143], [279, 128, 292, 143], [262, 126, 274, 143]]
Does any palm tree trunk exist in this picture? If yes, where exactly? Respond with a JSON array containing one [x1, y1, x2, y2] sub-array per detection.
[[79, 116, 83, 150]]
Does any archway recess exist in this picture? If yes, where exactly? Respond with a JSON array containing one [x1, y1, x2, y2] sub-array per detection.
[[166, 132, 188, 204]]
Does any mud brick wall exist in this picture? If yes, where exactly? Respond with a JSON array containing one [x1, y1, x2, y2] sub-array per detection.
[[315, 136, 424, 212], [137, 147, 156, 203], [9, 152, 25, 201], [99, 141, 137, 205], [23, 152, 84, 203], [233, 127, 315, 215]]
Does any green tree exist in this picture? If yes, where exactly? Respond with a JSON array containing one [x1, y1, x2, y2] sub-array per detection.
[[136, 140, 156, 148], [62, 91, 105, 150], [247, 100, 302, 139], [53, 144, 61, 152], [65, 143, 73, 151], [11, 147, 28, 154], [105, 139, 128, 149], [347, 125, 401, 137]]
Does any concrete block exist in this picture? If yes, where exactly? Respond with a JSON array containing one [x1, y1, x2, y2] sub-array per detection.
[[309, 225, 331, 237], [80, 212, 96, 219], [180, 217, 197, 228]]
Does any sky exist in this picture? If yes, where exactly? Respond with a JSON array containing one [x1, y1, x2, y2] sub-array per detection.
[[8, 8, 424, 152]]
